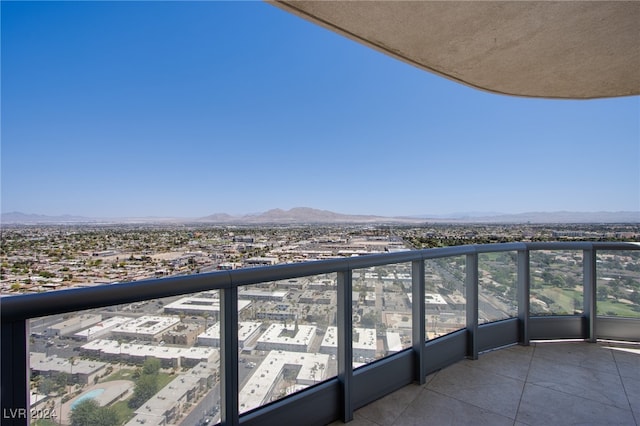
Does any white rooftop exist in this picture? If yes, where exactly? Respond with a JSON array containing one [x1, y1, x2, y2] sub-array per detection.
[[112, 315, 180, 337], [257, 323, 316, 349], [198, 321, 261, 341], [239, 350, 330, 413], [74, 316, 131, 338], [321, 326, 377, 352]]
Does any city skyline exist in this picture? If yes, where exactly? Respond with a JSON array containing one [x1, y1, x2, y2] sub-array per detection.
[[2, 1, 639, 218]]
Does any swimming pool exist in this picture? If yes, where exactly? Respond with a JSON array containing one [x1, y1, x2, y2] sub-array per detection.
[[70, 388, 105, 410]]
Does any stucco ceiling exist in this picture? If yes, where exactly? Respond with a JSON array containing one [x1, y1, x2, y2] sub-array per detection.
[[272, 1, 640, 99]]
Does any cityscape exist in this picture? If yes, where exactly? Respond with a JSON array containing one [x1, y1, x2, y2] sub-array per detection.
[[1, 220, 638, 425], [2, 1, 638, 425]]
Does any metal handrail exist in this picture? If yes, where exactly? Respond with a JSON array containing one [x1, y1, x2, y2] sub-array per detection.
[[3, 241, 637, 321]]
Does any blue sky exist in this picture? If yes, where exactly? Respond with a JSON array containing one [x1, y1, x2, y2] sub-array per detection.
[[2, 1, 639, 218]]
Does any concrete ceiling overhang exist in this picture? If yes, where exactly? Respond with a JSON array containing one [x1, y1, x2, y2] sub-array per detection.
[[271, 1, 640, 99]]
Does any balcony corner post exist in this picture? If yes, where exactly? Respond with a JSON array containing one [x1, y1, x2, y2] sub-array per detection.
[[583, 247, 597, 343], [517, 249, 531, 346], [465, 252, 479, 360], [337, 268, 353, 423], [220, 280, 239, 426], [411, 260, 426, 384], [1, 319, 29, 426]]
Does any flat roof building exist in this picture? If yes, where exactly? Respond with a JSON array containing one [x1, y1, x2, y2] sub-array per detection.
[[197, 321, 262, 348], [256, 323, 316, 353], [126, 361, 216, 426], [239, 350, 330, 414], [73, 316, 132, 341], [112, 315, 181, 342], [320, 326, 377, 361], [45, 314, 102, 338], [30, 352, 107, 385], [164, 295, 251, 318], [245, 257, 279, 266], [386, 332, 403, 354], [239, 289, 288, 302], [299, 290, 334, 305], [162, 322, 203, 346], [80, 339, 217, 368]]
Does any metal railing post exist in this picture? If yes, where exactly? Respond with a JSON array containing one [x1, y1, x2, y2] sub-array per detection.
[[220, 285, 239, 426], [517, 249, 530, 345], [1, 319, 29, 426], [466, 252, 479, 360], [337, 269, 353, 423], [412, 260, 426, 384], [583, 247, 597, 343]]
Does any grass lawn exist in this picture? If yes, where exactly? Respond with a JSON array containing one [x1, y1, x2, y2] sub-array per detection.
[[157, 372, 176, 389], [534, 286, 640, 318], [597, 299, 640, 318], [538, 287, 583, 314], [102, 367, 136, 382], [111, 400, 135, 425]]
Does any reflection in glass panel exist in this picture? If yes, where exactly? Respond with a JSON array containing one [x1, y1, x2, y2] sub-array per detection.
[[530, 250, 583, 315], [352, 263, 412, 368], [596, 251, 640, 318], [29, 292, 221, 426], [478, 252, 517, 324], [424, 256, 466, 340], [237, 274, 336, 414]]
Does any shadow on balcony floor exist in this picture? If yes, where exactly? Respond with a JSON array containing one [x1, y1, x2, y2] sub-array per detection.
[[329, 341, 640, 426]]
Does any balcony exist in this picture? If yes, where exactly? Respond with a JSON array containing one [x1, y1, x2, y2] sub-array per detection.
[[2, 241, 639, 425], [329, 340, 640, 425]]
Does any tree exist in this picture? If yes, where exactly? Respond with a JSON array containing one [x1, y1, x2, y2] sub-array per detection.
[[38, 377, 57, 395], [128, 373, 159, 409], [90, 406, 118, 426], [70, 398, 118, 426], [70, 399, 99, 426], [142, 357, 161, 376], [597, 286, 610, 301], [54, 372, 69, 390], [361, 312, 377, 328], [550, 275, 566, 289]]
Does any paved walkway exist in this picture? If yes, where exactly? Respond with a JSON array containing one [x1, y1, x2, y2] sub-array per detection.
[[330, 341, 640, 425]]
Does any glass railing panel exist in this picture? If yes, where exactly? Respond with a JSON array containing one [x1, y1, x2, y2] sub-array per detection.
[[352, 263, 412, 368], [237, 273, 337, 414], [424, 256, 467, 340], [596, 250, 640, 318], [530, 250, 583, 315], [28, 291, 221, 426], [478, 251, 518, 324]]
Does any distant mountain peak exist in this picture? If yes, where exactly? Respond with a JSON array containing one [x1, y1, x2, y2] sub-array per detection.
[[2, 208, 639, 225]]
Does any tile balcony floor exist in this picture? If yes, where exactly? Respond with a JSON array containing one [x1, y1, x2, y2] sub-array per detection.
[[330, 341, 640, 426]]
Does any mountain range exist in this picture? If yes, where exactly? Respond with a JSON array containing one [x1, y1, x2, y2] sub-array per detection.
[[1, 208, 639, 225]]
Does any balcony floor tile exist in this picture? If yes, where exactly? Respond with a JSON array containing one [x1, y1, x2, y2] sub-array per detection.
[[470, 344, 534, 381], [392, 389, 514, 426], [355, 383, 424, 425], [609, 344, 640, 380], [424, 360, 524, 419], [330, 341, 640, 425], [527, 354, 629, 409], [516, 382, 636, 426]]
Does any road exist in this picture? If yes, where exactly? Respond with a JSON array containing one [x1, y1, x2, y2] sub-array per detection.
[[180, 384, 220, 426], [430, 261, 511, 322], [178, 353, 261, 426]]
